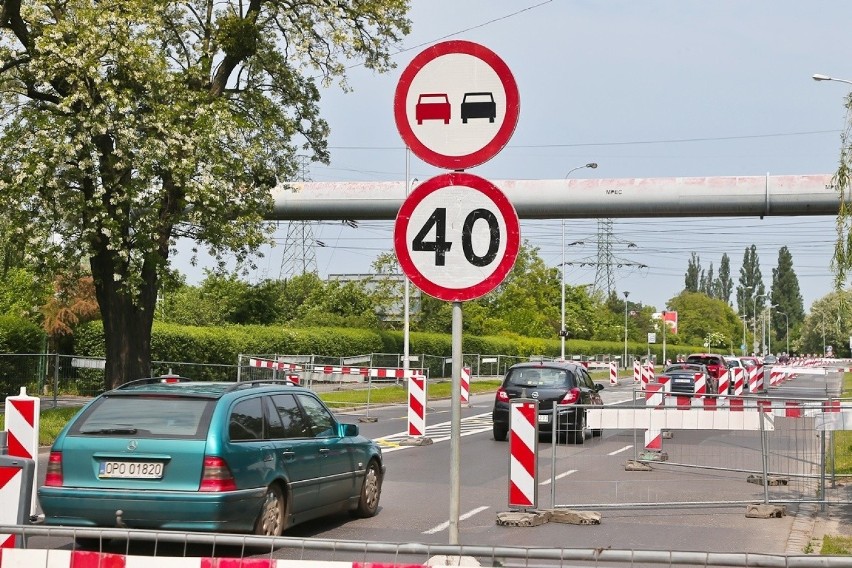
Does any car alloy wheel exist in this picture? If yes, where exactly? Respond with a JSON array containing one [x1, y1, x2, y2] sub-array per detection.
[[353, 460, 381, 517], [255, 484, 285, 536]]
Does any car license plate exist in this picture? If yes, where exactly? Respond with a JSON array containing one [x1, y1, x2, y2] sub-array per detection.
[[99, 461, 163, 479], [538, 414, 550, 424]]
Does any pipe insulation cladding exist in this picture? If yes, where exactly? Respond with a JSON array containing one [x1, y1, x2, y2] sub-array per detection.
[[269, 174, 840, 221]]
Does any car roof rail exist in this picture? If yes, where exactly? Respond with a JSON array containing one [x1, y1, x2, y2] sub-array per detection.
[[225, 379, 296, 392], [115, 374, 192, 389]]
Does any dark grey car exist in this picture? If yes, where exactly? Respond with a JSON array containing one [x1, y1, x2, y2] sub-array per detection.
[[657, 363, 715, 395], [491, 361, 604, 444]]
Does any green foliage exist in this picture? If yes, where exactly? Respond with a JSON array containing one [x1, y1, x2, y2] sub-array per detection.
[[0, 315, 45, 353], [0, 0, 411, 384], [0, 268, 51, 322], [684, 253, 701, 292], [770, 246, 805, 350], [0, 315, 47, 395], [667, 291, 741, 349], [738, 245, 766, 319], [716, 253, 733, 304], [795, 290, 852, 357]]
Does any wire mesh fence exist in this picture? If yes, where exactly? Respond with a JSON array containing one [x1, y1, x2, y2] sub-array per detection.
[[539, 396, 852, 512], [6, 524, 852, 567]]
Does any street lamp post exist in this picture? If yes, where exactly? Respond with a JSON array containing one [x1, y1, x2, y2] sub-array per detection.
[[753, 293, 765, 355], [561, 162, 597, 359], [741, 286, 752, 356], [623, 291, 630, 369], [813, 73, 852, 86], [777, 310, 789, 355], [768, 304, 779, 355], [662, 311, 667, 365]]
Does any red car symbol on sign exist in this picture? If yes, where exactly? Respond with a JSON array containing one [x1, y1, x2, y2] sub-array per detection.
[[415, 93, 451, 124]]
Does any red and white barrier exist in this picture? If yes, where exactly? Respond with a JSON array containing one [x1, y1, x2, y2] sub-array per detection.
[[460, 366, 471, 404], [633, 360, 641, 383], [717, 370, 729, 402], [317, 366, 425, 379], [508, 400, 538, 509], [407, 375, 426, 437], [644, 383, 666, 451], [731, 367, 745, 397], [609, 362, 618, 386], [0, 550, 492, 568], [693, 372, 706, 399], [248, 357, 302, 371], [746, 366, 757, 392], [641, 364, 654, 391], [5, 388, 38, 517]]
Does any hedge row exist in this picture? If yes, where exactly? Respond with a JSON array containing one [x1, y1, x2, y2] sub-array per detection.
[[73, 321, 706, 373]]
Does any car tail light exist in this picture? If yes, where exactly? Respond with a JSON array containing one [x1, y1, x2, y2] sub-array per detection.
[[44, 451, 63, 487], [199, 456, 237, 492], [495, 388, 509, 403], [561, 387, 581, 404]]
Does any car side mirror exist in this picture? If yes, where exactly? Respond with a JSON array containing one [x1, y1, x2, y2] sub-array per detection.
[[340, 423, 359, 437], [595, 383, 605, 392]]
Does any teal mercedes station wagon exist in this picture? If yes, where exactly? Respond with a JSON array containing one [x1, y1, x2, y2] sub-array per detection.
[[38, 377, 385, 538]]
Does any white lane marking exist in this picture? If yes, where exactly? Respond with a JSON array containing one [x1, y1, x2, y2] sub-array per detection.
[[608, 445, 633, 456], [422, 506, 490, 535], [379, 412, 493, 453], [539, 469, 576, 486]]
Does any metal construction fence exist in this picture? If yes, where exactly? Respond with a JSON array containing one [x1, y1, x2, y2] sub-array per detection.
[[4, 525, 852, 567], [534, 384, 852, 514], [0, 352, 544, 405]]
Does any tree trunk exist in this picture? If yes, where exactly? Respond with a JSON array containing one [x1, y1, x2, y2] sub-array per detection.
[[89, 249, 158, 390]]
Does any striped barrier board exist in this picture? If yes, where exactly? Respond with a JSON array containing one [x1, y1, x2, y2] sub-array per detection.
[[5, 388, 38, 517], [460, 366, 471, 404], [508, 399, 538, 510], [407, 375, 427, 437], [731, 367, 744, 396], [0, 550, 491, 568]]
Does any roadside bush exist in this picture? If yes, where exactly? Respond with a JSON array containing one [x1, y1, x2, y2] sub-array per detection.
[[0, 315, 46, 396]]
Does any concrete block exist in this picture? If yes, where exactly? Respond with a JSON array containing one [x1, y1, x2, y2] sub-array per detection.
[[399, 436, 433, 446], [495, 510, 551, 527], [746, 474, 788, 486], [745, 503, 786, 518], [548, 509, 601, 525], [625, 460, 653, 471]]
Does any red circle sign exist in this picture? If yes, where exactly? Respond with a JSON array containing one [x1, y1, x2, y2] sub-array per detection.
[[394, 172, 520, 302], [394, 40, 520, 170]]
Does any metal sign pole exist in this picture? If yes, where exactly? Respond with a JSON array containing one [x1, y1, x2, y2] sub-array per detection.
[[449, 300, 462, 545]]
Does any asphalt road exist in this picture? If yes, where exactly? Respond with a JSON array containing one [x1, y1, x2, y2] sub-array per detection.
[[26, 371, 840, 562]]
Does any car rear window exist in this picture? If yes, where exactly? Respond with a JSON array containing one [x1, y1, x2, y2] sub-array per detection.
[[686, 355, 721, 366], [664, 364, 703, 374], [69, 395, 215, 440], [506, 367, 574, 388]]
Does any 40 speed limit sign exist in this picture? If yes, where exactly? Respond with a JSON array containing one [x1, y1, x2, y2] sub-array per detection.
[[394, 172, 520, 302]]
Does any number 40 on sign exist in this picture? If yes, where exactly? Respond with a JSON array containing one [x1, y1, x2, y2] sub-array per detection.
[[394, 172, 520, 303]]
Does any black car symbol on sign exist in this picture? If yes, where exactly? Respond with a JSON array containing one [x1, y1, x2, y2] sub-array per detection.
[[461, 92, 496, 124]]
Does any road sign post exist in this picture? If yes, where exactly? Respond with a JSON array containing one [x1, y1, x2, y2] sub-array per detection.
[[393, 40, 519, 545]]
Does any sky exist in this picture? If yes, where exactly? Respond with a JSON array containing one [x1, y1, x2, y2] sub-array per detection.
[[177, 1, 852, 314]]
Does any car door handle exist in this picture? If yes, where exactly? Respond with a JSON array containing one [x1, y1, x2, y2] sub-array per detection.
[[318, 448, 330, 456], [281, 451, 295, 459]]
